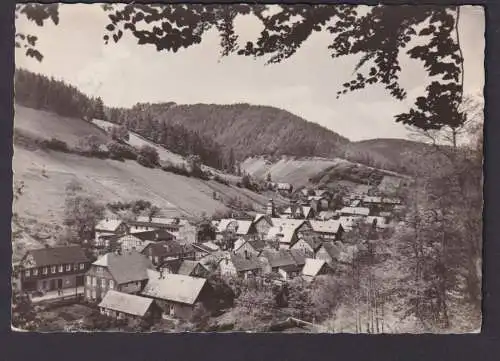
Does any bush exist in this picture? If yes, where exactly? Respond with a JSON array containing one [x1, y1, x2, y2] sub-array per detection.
[[138, 145, 160, 167], [162, 163, 191, 177], [40, 138, 69, 152], [108, 141, 137, 161]]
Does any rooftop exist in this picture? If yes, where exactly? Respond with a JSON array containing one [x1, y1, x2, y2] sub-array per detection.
[[23, 245, 89, 268], [98, 290, 153, 317], [142, 270, 207, 305], [93, 251, 153, 285]]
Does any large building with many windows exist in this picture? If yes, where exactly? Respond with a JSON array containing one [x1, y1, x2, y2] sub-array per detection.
[[18, 245, 90, 293]]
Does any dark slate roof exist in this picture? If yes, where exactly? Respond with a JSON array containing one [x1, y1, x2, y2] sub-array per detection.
[[289, 249, 307, 266], [303, 237, 323, 252], [192, 243, 214, 253], [132, 230, 175, 242], [160, 258, 183, 273], [142, 240, 191, 258], [26, 245, 89, 267], [261, 249, 297, 268], [248, 239, 266, 252], [127, 220, 181, 230], [93, 251, 154, 285], [321, 242, 341, 260], [177, 260, 200, 276], [279, 264, 301, 273], [229, 253, 262, 272]]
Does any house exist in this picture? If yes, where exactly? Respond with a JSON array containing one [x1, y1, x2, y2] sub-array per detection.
[[283, 204, 315, 220], [259, 249, 300, 275], [315, 242, 342, 268], [276, 182, 293, 193], [177, 223, 198, 244], [339, 207, 370, 217], [253, 214, 273, 239], [218, 253, 263, 279], [118, 230, 176, 253], [127, 217, 183, 235], [84, 250, 154, 302], [291, 237, 322, 258], [141, 270, 213, 319], [317, 210, 336, 221], [234, 238, 266, 257], [308, 195, 329, 212], [18, 245, 90, 293], [366, 216, 390, 229], [192, 242, 218, 260], [289, 249, 308, 269], [94, 219, 129, 247], [235, 220, 256, 237], [277, 264, 301, 281], [214, 219, 239, 241], [177, 260, 210, 278], [301, 258, 332, 281], [141, 240, 195, 266], [98, 289, 160, 320], [304, 220, 344, 241], [269, 218, 311, 248]]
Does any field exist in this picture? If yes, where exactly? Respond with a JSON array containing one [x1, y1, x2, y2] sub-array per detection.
[[15, 105, 109, 148], [12, 106, 288, 260], [241, 156, 345, 188]]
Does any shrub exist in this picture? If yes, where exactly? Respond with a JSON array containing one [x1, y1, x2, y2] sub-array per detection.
[[213, 175, 229, 186], [138, 145, 160, 167], [40, 138, 69, 152], [108, 141, 137, 161], [161, 163, 191, 177]]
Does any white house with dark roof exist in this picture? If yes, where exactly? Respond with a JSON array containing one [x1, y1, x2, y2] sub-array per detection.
[[301, 258, 332, 281], [141, 270, 212, 319], [84, 250, 154, 302], [94, 219, 129, 247]]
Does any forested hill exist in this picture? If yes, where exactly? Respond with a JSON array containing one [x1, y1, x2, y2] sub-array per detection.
[[107, 102, 351, 162]]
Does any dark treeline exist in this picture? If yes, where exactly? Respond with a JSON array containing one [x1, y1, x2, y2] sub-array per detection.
[[107, 104, 230, 170], [14, 68, 105, 120]]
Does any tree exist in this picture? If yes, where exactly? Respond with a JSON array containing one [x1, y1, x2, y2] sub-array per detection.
[[137, 145, 160, 167], [64, 187, 105, 242], [12, 289, 41, 331], [110, 125, 129, 141], [93, 97, 106, 120], [19, 4, 470, 134], [97, 4, 466, 133], [78, 134, 104, 153], [266, 172, 272, 182]]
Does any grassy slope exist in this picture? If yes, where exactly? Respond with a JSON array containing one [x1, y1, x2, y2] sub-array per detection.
[[241, 156, 346, 188], [12, 106, 287, 259], [15, 105, 109, 148]]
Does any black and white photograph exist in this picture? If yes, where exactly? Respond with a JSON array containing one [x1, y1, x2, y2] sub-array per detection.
[[12, 3, 484, 333]]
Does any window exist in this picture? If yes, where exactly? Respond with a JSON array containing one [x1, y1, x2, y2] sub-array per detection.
[[79, 263, 85, 270], [96, 267, 102, 274], [109, 280, 114, 289], [86, 289, 91, 299], [33, 268, 38, 276], [91, 290, 96, 299], [25, 269, 30, 277], [51, 266, 56, 274], [58, 265, 63, 273], [154, 256, 159, 264], [92, 277, 97, 286], [43, 267, 48, 275], [66, 264, 71, 271], [101, 278, 106, 288], [86, 276, 91, 285]]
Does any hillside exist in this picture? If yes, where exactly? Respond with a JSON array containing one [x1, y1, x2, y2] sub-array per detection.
[[12, 106, 288, 260], [107, 102, 351, 161]]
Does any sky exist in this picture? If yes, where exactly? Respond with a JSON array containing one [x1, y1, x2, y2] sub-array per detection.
[[15, 4, 485, 141]]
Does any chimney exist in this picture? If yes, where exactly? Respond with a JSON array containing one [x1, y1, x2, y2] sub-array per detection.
[[266, 199, 275, 217]]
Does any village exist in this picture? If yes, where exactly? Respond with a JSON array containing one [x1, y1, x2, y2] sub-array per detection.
[[13, 177, 405, 332]]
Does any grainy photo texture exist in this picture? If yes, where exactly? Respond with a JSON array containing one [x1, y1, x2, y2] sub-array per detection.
[[12, 4, 484, 333]]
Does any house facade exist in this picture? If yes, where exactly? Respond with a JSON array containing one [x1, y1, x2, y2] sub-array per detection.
[[84, 251, 154, 302], [218, 253, 263, 279], [98, 290, 160, 321], [141, 270, 214, 320], [94, 219, 129, 247], [141, 240, 195, 266], [19, 245, 90, 293]]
